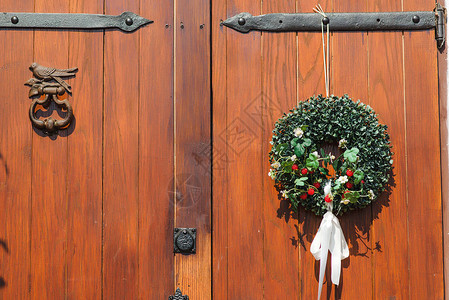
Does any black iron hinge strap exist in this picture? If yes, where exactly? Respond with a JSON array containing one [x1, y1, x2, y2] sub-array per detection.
[[223, 4, 446, 48], [0, 11, 152, 32]]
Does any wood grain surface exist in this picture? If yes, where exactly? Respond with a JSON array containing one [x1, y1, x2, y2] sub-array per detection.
[[0, 0, 33, 298], [66, 0, 103, 299], [225, 0, 264, 298], [369, 0, 410, 298], [102, 0, 140, 297], [261, 0, 299, 298], [31, 0, 69, 297], [212, 0, 228, 298], [138, 0, 175, 298], [175, 0, 212, 297], [403, 0, 444, 299]]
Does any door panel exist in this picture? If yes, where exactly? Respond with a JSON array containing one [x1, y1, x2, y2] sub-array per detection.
[[32, 0, 70, 297], [138, 0, 174, 298], [213, 0, 444, 300], [0, 1, 33, 299], [404, 1, 444, 299], [175, 0, 212, 298], [369, 0, 410, 298], [66, 0, 103, 298]]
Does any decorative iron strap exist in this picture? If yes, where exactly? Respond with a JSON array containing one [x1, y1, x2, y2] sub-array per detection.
[[223, 4, 445, 48], [0, 11, 152, 32]]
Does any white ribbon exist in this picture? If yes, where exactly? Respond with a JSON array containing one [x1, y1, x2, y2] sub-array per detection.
[[310, 183, 349, 300]]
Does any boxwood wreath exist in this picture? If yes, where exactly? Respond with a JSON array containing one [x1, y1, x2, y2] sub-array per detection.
[[268, 95, 393, 216]]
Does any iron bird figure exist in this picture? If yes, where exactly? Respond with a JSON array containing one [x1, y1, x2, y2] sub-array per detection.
[[29, 62, 78, 93]]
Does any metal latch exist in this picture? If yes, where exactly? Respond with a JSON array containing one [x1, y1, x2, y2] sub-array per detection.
[[169, 288, 189, 300], [223, 3, 446, 49], [173, 228, 196, 254]]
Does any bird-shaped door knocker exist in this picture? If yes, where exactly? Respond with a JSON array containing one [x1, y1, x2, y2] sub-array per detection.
[[25, 62, 78, 133]]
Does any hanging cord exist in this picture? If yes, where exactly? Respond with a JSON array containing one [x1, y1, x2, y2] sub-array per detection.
[[313, 4, 330, 97]]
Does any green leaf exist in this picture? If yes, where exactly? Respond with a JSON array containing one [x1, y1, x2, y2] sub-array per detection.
[[290, 138, 299, 147], [332, 158, 342, 173], [320, 148, 326, 159], [275, 143, 288, 154], [345, 191, 360, 203], [302, 138, 312, 147], [319, 167, 329, 175], [343, 147, 359, 163], [282, 160, 294, 172], [295, 177, 308, 186], [353, 169, 365, 185], [300, 125, 308, 131], [294, 144, 305, 157], [306, 154, 319, 169], [333, 181, 342, 191]]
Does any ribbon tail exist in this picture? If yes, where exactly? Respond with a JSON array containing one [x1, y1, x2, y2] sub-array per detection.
[[330, 226, 342, 285], [316, 220, 333, 300]]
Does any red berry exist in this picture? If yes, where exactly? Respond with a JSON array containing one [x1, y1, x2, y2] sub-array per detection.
[[313, 182, 320, 189], [361, 180, 365, 184], [301, 168, 308, 175], [324, 195, 332, 203], [345, 182, 354, 189], [292, 164, 299, 171], [346, 170, 354, 177], [309, 170, 315, 175], [300, 193, 307, 200], [342, 190, 350, 199], [307, 188, 315, 196]]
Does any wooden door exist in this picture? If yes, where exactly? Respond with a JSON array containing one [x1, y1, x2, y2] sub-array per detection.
[[0, 0, 211, 299], [0, 0, 445, 298], [212, 0, 444, 299]]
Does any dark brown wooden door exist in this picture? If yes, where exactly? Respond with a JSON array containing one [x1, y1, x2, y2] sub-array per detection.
[[0, 0, 445, 299]]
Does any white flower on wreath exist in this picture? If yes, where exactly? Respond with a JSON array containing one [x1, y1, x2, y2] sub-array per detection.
[[341, 198, 350, 205], [271, 161, 281, 169], [337, 175, 348, 184], [368, 190, 375, 200], [329, 152, 336, 161], [290, 155, 297, 161], [338, 138, 347, 148], [293, 128, 304, 138], [312, 151, 320, 158], [281, 190, 289, 199], [268, 169, 276, 179]]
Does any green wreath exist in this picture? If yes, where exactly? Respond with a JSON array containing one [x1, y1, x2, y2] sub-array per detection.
[[269, 95, 393, 216]]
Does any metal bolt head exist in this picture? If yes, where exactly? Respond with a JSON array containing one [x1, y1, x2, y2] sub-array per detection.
[[57, 87, 65, 95], [322, 17, 329, 25], [125, 17, 133, 26], [412, 15, 420, 23], [238, 17, 246, 26], [11, 16, 19, 24]]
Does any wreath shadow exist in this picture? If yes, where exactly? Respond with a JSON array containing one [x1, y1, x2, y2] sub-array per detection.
[[277, 169, 395, 297]]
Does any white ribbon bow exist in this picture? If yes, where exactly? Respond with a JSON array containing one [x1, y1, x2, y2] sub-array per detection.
[[310, 183, 349, 300]]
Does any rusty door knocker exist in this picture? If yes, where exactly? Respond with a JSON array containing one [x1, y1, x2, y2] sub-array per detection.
[[25, 62, 77, 133]]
